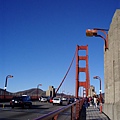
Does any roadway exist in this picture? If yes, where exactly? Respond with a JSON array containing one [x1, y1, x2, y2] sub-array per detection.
[[0, 101, 68, 120]]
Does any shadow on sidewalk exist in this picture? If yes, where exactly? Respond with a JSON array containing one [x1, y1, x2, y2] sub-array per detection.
[[79, 106, 86, 120]]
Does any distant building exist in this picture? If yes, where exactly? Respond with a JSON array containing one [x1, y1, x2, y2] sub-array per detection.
[[88, 85, 96, 97], [46, 86, 55, 97]]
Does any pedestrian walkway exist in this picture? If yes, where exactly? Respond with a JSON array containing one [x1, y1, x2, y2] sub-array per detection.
[[80, 106, 110, 120]]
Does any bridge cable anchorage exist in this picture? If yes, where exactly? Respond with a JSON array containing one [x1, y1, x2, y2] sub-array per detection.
[[55, 49, 77, 95]]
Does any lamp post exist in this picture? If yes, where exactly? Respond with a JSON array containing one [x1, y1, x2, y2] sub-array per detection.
[[4, 75, 13, 99], [67, 92, 69, 98], [83, 89, 86, 98], [86, 28, 108, 51], [83, 88, 88, 98], [62, 90, 65, 94], [62, 90, 65, 97], [93, 76, 102, 113], [37, 84, 42, 99]]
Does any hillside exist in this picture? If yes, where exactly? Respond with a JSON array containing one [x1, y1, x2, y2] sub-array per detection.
[[0, 88, 46, 96], [14, 88, 46, 96]]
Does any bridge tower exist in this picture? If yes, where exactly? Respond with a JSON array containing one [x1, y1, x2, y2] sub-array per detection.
[[75, 45, 90, 98]]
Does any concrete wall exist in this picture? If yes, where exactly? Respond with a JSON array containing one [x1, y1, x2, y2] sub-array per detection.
[[104, 9, 120, 120], [88, 85, 96, 97]]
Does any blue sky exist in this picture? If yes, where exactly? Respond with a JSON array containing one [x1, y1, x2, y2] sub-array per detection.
[[0, 0, 119, 96]]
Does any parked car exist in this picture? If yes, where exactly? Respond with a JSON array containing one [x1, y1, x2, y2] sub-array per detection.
[[52, 97, 62, 105], [10, 95, 32, 108]]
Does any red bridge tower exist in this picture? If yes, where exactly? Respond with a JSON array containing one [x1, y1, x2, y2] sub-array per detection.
[[75, 45, 90, 98]]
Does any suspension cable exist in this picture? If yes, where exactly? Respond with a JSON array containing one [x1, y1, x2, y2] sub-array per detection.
[[55, 49, 76, 94]]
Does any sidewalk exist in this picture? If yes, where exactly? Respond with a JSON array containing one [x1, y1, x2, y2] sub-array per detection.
[[80, 105, 110, 120]]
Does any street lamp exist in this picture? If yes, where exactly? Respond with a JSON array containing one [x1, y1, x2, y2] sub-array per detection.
[[62, 90, 65, 97], [83, 89, 86, 98], [67, 92, 69, 98], [62, 90, 65, 93], [93, 76, 102, 113], [86, 28, 108, 51], [37, 84, 42, 99], [4, 75, 13, 99]]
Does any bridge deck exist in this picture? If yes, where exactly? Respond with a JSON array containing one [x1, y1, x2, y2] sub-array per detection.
[[80, 105, 110, 120]]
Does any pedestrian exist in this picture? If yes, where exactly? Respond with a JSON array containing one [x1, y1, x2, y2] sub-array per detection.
[[93, 96, 97, 108], [89, 96, 92, 106], [84, 97, 89, 108], [91, 97, 94, 105]]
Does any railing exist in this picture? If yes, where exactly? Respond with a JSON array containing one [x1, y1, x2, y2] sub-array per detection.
[[34, 99, 84, 120], [0, 95, 84, 119], [0, 95, 38, 102]]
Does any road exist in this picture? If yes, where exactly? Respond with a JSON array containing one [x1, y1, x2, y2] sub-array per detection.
[[0, 101, 69, 120]]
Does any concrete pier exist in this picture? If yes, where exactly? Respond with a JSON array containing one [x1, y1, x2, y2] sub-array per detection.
[[104, 9, 120, 120]]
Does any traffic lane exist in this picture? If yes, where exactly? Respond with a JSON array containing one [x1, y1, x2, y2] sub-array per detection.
[[58, 109, 71, 120], [0, 102, 64, 120], [0, 102, 62, 120]]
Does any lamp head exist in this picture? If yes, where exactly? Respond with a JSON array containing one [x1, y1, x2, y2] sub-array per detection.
[[93, 76, 98, 79], [86, 29, 98, 37], [7, 75, 13, 78], [9, 75, 13, 78]]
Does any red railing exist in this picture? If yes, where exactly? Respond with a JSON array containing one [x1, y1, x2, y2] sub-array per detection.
[[0, 95, 84, 119], [0, 95, 38, 101], [34, 99, 84, 120]]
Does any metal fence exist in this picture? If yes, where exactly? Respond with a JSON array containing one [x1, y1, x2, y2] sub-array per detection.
[[34, 99, 84, 120], [0, 95, 38, 102]]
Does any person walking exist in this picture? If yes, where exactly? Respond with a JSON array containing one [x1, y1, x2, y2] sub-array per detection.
[[93, 96, 97, 108], [84, 97, 89, 108]]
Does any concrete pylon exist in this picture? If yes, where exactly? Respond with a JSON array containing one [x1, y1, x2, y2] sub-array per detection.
[[104, 9, 120, 120]]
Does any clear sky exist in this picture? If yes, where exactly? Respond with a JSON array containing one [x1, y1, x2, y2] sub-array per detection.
[[0, 0, 119, 96]]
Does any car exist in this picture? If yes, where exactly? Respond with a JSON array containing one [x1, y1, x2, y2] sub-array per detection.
[[47, 96, 51, 102], [49, 97, 53, 103], [61, 97, 68, 101], [10, 95, 32, 108], [52, 97, 62, 105], [40, 96, 48, 102], [69, 98, 75, 104], [40, 96, 50, 102], [74, 97, 80, 102], [61, 97, 69, 105]]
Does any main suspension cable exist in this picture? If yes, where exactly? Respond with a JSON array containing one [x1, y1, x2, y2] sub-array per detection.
[[55, 49, 76, 94]]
